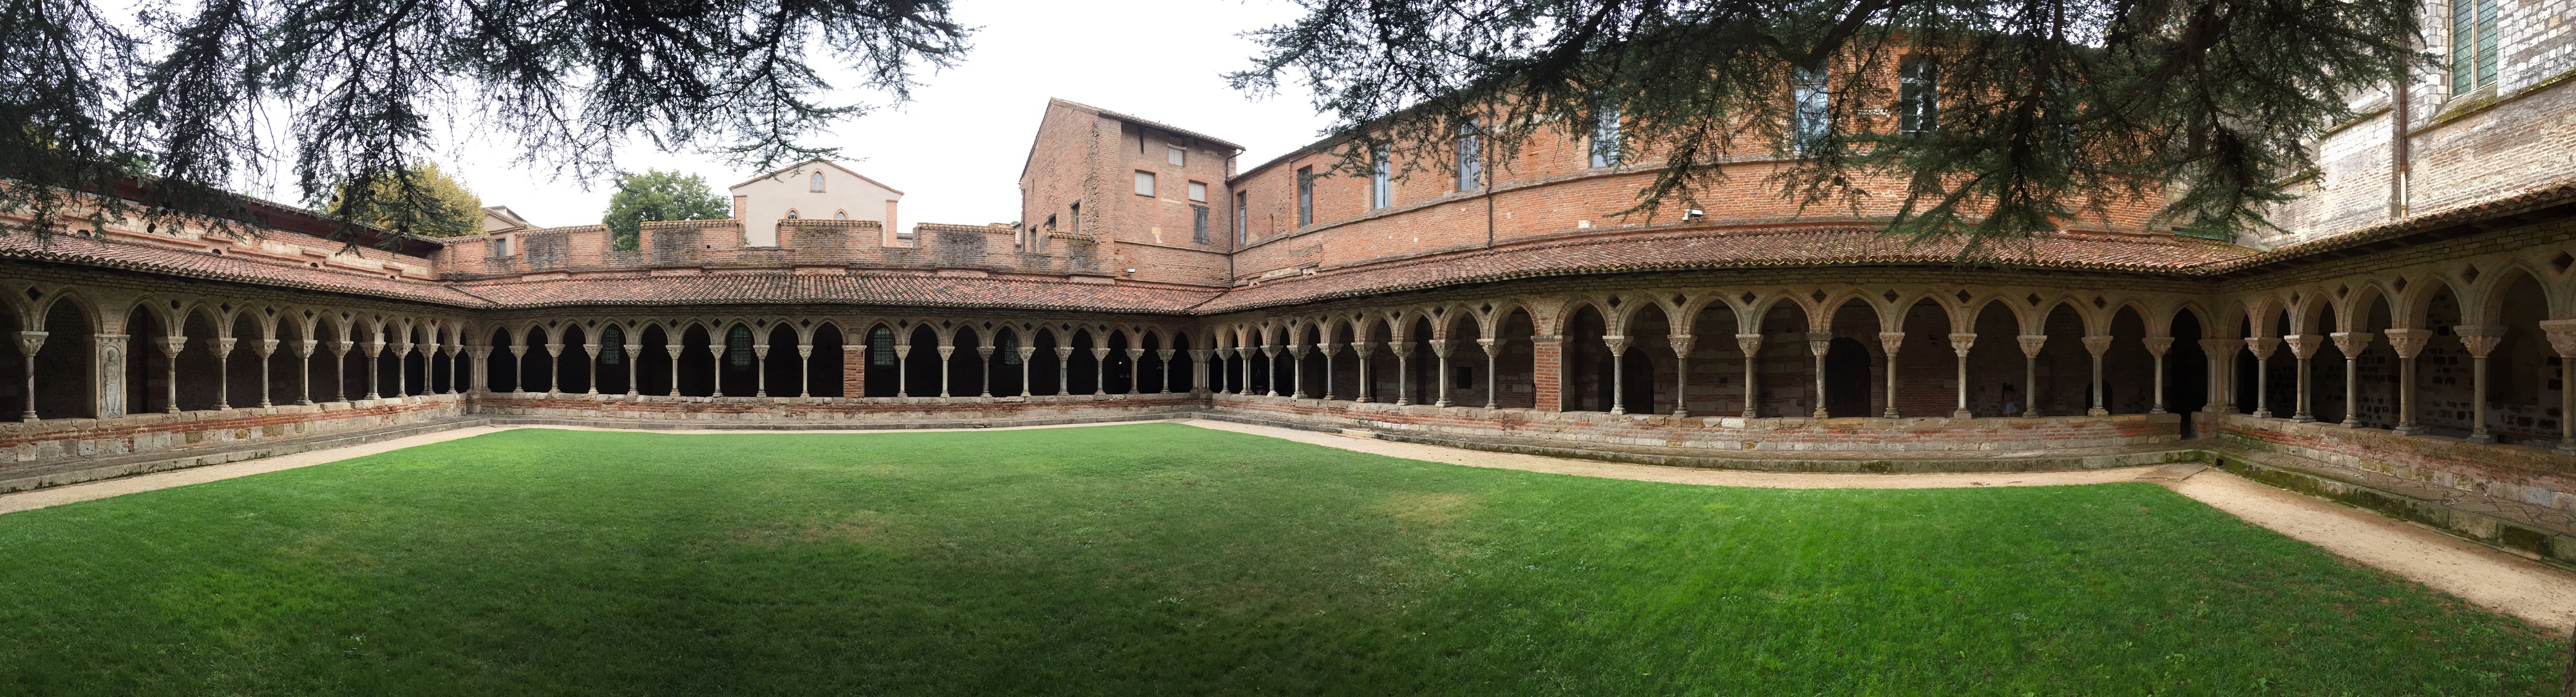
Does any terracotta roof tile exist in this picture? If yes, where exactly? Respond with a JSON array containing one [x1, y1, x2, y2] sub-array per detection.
[[452, 272, 1218, 314], [0, 233, 489, 305], [1198, 226, 2259, 313]]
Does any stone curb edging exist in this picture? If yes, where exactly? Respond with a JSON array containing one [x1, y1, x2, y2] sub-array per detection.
[[0, 417, 493, 495], [2211, 451, 2576, 569]]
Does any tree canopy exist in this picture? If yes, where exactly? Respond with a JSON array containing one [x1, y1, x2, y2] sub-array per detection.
[[1232, 0, 2423, 253], [0, 0, 967, 241], [327, 163, 482, 238], [603, 170, 732, 249]]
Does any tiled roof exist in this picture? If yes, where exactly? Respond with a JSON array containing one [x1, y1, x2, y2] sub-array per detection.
[[1199, 226, 2258, 313], [0, 232, 489, 305], [451, 272, 1219, 314], [2201, 177, 2576, 274]]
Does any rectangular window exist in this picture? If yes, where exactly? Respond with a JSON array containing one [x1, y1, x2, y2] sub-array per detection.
[[1192, 205, 1209, 243], [1188, 180, 1208, 202], [1133, 171, 1155, 196], [1899, 58, 1938, 134], [1455, 118, 1482, 190], [1296, 166, 1314, 226], [1370, 144, 1391, 209], [1068, 201, 1079, 238], [1235, 191, 1248, 245], [1792, 66, 1830, 150], [490, 236, 510, 256], [2452, 0, 2499, 93], [1168, 146, 1186, 166], [1591, 105, 1622, 167]]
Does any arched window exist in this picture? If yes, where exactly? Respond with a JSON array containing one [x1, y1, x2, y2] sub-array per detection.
[[785, 209, 800, 220], [601, 327, 624, 365], [871, 327, 896, 365], [834, 209, 848, 220], [810, 171, 826, 192]]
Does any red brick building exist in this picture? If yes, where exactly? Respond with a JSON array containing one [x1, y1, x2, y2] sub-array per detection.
[[6, 21, 2576, 563]]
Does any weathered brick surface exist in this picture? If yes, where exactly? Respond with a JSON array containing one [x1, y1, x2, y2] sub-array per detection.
[[1211, 393, 2181, 453], [2211, 414, 2576, 516], [0, 395, 464, 467]]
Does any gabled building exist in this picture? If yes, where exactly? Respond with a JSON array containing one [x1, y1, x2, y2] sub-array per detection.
[[729, 159, 905, 247]]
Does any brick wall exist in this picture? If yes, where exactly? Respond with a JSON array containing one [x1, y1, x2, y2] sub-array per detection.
[[0, 394, 465, 467]]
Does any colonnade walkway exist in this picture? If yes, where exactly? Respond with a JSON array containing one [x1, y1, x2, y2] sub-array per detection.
[[1, 417, 2567, 631]]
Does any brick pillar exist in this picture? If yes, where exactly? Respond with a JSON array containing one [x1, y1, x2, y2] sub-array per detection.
[[842, 344, 864, 397], [1531, 334, 1564, 412]]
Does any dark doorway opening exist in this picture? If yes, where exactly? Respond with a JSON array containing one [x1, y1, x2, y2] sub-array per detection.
[[1825, 336, 1872, 417]]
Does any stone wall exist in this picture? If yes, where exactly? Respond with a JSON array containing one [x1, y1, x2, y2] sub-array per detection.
[[473, 391, 1204, 428], [0, 394, 466, 466]]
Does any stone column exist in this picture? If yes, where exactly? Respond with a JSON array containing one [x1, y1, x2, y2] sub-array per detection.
[[294, 339, 317, 405], [1530, 335, 1562, 411], [468, 345, 492, 395], [1481, 338, 1502, 410], [1094, 346, 1113, 397], [1159, 348, 1177, 394], [935, 345, 955, 398], [629, 341, 647, 397], [2454, 325, 2506, 444], [2245, 336, 2280, 419], [1388, 341, 1414, 406], [2383, 329, 2429, 434], [1428, 339, 1455, 408], [1600, 334, 1630, 414], [211, 336, 238, 409], [162, 336, 189, 412], [891, 341, 909, 397], [1353, 342, 1378, 403], [1736, 333, 1763, 417], [1317, 343, 1338, 399], [15, 331, 44, 421], [2016, 335, 2045, 417], [708, 341, 728, 397], [329, 340, 350, 403], [587, 341, 606, 396], [2328, 332, 2373, 427], [665, 342, 684, 397], [543, 342, 565, 396], [1235, 346, 1253, 395], [980, 345, 998, 397], [2202, 338, 2242, 412], [393, 338, 414, 398], [1285, 343, 1310, 399], [1187, 348, 1209, 394], [363, 339, 384, 400], [2539, 320, 2576, 453], [1877, 331, 1904, 418], [2081, 335, 2112, 416], [2141, 337, 2174, 414], [2282, 334, 2322, 423], [252, 338, 277, 407], [1950, 333, 1978, 419], [1056, 345, 1074, 396], [1019, 346, 1038, 397], [1669, 334, 1696, 417], [1805, 332, 1832, 418]]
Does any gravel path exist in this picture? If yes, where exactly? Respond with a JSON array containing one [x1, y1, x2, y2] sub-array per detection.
[[3, 418, 2569, 631]]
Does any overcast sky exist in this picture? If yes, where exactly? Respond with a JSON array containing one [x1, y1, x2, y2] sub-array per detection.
[[429, 0, 1334, 230]]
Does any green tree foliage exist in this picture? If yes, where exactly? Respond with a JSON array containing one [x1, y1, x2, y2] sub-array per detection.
[[327, 163, 482, 238], [604, 170, 731, 249], [1233, 0, 2424, 254], [0, 0, 967, 242]]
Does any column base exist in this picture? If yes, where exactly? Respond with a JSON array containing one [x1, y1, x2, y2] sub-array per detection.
[[1293, 392, 1308, 399], [1436, 399, 1452, 408], [2465, 433, 2496, 444], [2340, 419, 2362, 428], [1608, 406, 1625, 415], [2554, 440, 2576, 455], [1672, 409, 1689, 418], [2291, 414, 2315, 423], [2251, 410, 2272, 419], [1883, 410, 1901, 419], [2149, 407, 2165, 414], [1953, 410, 1974, 419], [2088, 408, 2109, 416], [2392, 423, 2425, 435]]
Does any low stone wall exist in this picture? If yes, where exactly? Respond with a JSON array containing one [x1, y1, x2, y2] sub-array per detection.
[[1207, 394, 2188, 471], [0, 394, 468, 466], [471, 390, 1206, 428], [2210, 415, 2576, 519]]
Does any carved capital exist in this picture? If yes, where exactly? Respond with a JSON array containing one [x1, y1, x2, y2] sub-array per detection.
[[628, 343, 647, 358], [213, 336, 238, 358], [2454, 325, 2506, 358], [1478, 338, 1499, 356], [2539, 319, 2576, 358], [2079, 335, 2113, 357], [2381, 328, 2431, 358], [1288, 343, 1312, 358], [468, 346, 493, 360], [330, 340, 352, 357], [1387, 341, 1415, 359], [1599, 334, 1629, 355], [2244, 336, 2280, 360], [663, 344, 684, 357], [253, 338, 278, 358], [1092, 347, 1112, 360], [14, 330, 47, 356], [294, 339, 318, 358], [1184, 348, 1205, 361], [1351, 341, 1379, 358], [1258, 345, 1277, 358], [587, 343, 606, 358], [363, 340, 385, 358], [2280, 334, 2323, 359], [162, 336, 189, 358], [1668, 334, 1696, 357], [2328, 332, 2374, 356], [544, 343, 565, 358], [1021, 347, 1041, 360], [2141, 336, 2174, 358], [1877, 331, 1906, 357], [1426, 339, 1456, 359], [1734, 332, 1764, 357], [1157, 348, 1176, 361], [1126, 347, 1146, 359], [937, 345, 956, 359], [1804, 331, 1833, 357], [1054, 345, 1075, 359], [1316, 342, 1340, 357], [976, 346, 994, 359], [507, 343, 526, 358], [2016, 334, 2047, 358], [1949, 332, 1978, 356]]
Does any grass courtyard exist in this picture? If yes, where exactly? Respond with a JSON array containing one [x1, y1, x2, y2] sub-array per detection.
[[0, 424, 2563, 695]]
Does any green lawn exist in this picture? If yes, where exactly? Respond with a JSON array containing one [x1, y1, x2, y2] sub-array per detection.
[[0, 425, 2562, 695]]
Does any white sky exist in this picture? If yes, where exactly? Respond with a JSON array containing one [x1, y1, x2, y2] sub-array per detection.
[[435, 0, 1336, 230]]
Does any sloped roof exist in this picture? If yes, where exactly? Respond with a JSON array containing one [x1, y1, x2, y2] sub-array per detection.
[[729, 158, 906, 196]]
